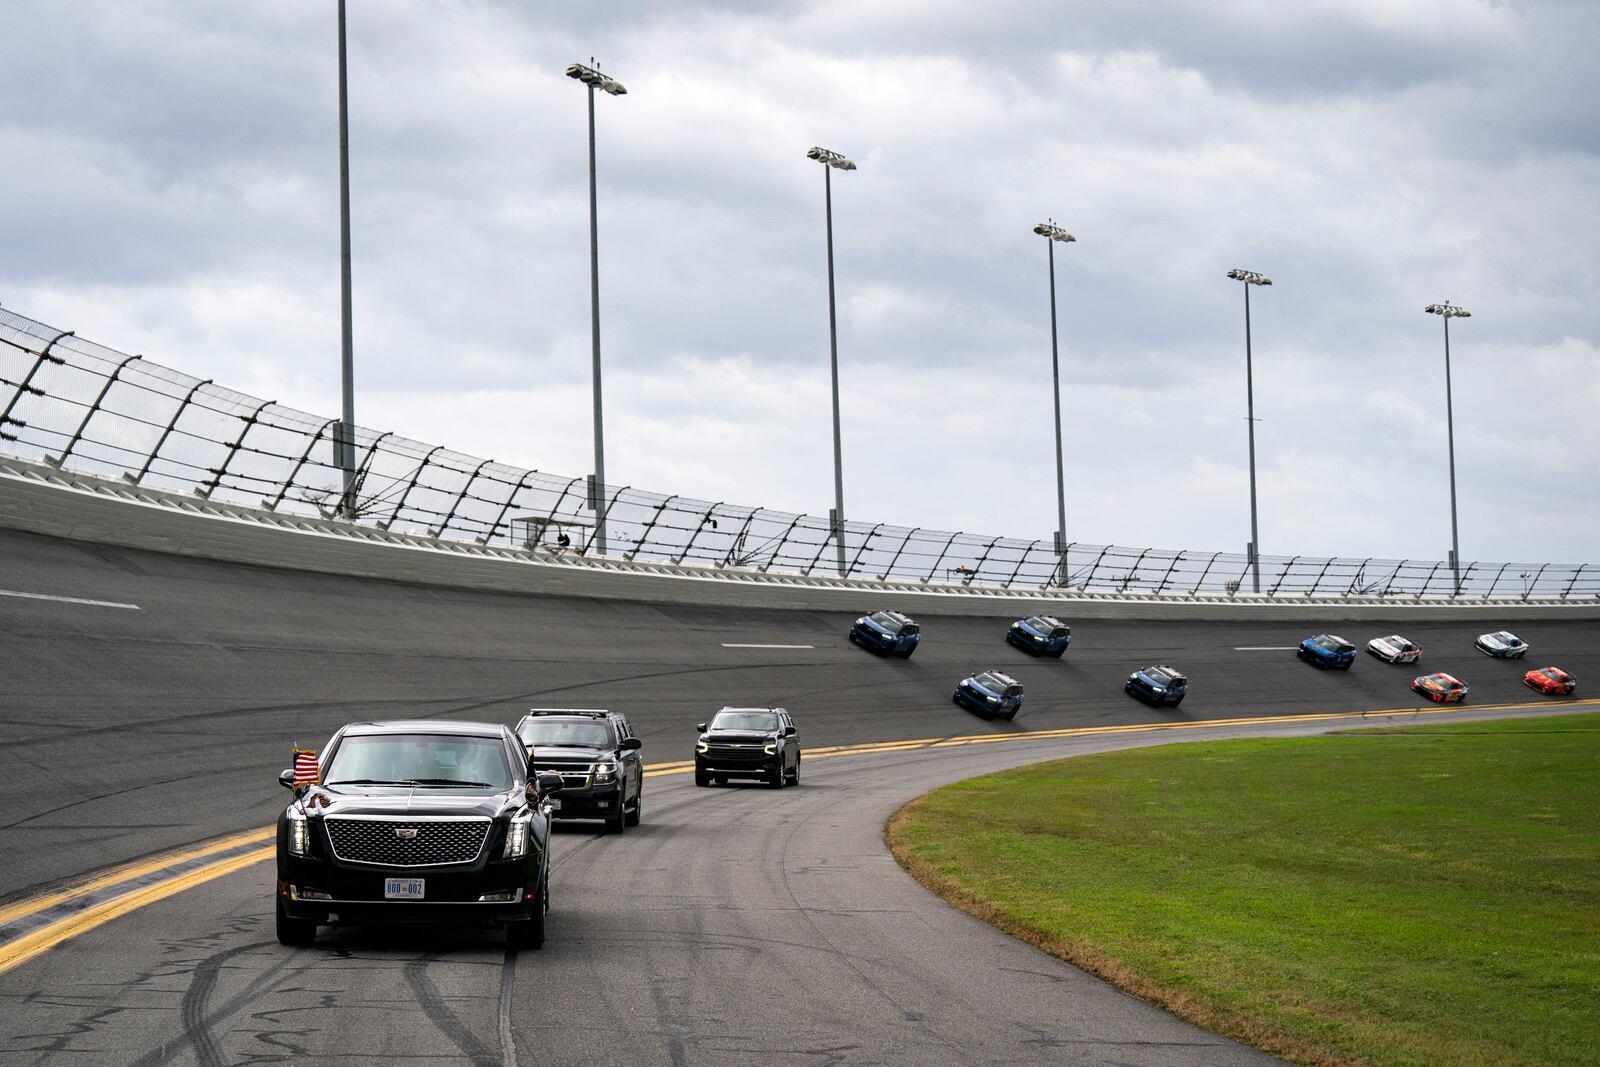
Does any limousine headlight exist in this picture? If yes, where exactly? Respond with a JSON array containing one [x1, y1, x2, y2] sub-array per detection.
[[286, 808, 310, 857]]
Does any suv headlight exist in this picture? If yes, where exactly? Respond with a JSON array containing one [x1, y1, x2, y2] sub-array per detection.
[[286, 808, 310, 857], [696, 739, 709, 753], [985, 694, 999, 703], [763, 743, 777, 755], [594, 761, 617, 782], [503, 810, 533, 859]]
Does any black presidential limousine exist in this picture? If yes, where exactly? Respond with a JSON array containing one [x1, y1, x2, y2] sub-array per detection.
[[275, 720, 563, 948]]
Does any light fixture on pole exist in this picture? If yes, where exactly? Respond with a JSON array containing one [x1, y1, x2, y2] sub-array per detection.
[[1226, 268, 1272, 593], [1425, 301, 1471, 595], [335, 0, 357, 518], [807, 145, 856, 577], [1032, 220, 1075, 585], [566, 60, 626, 555]]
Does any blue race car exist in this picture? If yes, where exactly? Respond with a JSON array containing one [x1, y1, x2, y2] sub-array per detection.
[[954, 670, 1024, 719], [849, 610, 921, 658], [1125, 665, 1187, 706], [1005, 615, 1071, 658], [1298, 634, 1356, 670]]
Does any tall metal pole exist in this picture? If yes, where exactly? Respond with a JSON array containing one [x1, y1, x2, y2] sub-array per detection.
[[585, 80, 608, 557], [1243, 282, 1260, 594], [1045, 238, 1066, 583], [824, 164, 847, 576], [336, 0, 357, 517], [1442, 313, 1461, 594]]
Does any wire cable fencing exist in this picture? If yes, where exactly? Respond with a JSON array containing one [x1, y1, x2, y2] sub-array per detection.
[[1, 307, 1593, 600]]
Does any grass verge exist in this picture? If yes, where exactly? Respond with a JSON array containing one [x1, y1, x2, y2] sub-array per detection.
[[887, 713, 1600, 1067]]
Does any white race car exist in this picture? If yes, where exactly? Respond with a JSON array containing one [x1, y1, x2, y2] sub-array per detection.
[[1367, 634, 1421, 664], [1475, 630, 1529, 659]]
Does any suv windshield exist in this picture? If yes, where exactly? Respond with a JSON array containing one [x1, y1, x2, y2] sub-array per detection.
[[711, 711, 778, 732], [324, 734, 511, 792], [519, 720, 614, 748], [869, 612, 908, 633], [973, 672, 1004, 690]]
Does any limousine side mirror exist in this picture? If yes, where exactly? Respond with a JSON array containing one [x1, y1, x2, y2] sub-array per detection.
[[278, 768, 296, 789]]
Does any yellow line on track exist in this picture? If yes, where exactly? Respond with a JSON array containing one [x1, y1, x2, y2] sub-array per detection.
[[0, 827, 273, 928], [0, 846, 273, 978]]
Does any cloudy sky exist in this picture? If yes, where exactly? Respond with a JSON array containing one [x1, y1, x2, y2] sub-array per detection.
[[4, 0, 1596, 564]]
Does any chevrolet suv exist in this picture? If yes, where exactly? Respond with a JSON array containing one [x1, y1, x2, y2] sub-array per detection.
[[695, 707, 801, 788], [514, 709, 644, 833], [274, 719, 562, 949]]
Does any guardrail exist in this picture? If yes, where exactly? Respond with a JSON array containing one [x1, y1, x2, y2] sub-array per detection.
[[1, 306, 1593, 601]]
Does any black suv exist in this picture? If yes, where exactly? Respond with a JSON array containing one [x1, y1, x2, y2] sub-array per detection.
[[274, 719, 562, 948], [695, 707, 800, 788], [514, 709, 644, 833]]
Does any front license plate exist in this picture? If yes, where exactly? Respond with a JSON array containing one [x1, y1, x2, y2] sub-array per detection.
[[384, 877, 425, 900]]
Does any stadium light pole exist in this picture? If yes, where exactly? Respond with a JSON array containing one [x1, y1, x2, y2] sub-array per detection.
[[1425, 301, 1471, 595], [336, 0, 357, 517], [567, 60, 627, 556], [807, 146, 857, 577], [1227, 268, 1272, 593], [1033, 220, 1075, 585]]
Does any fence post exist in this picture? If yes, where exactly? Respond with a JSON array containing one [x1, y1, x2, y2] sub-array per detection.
[[267, 418, 338, 511], [0, 330, 73, 436], [50, 353, 144, 466], [433, 458, 494, 538], [958, 537, 1002, 586], [717, 509, 757, 567], [1345, 557, 1374, 595], [760, 515, 806, 573], [1005, 540, 1041, 588], [847, 523, 884, 579], [580, 486, 630, 556], [1484, 562, 1511, 597], [925, 531, 963, 583], [1154, 551, 1184, 595], [1267, 556, 1300, 596], [479, 469, 538, 545], [627, 495, 679, 561], [1190, 552, 1222, 596], [1417, 560, 1445, 598], [380, 445, 445, 530], [197, 398, 273, 499], [803, 521, 836, 576], [673, 503, 725, 565], [1083, 545, 1114, 590], [1380, 561, 1405, 597], [1522, 562, 1549, 602], [1308, 557, 1337, 596], [124, 378, 213, 485], [1560, 564, 1586, 601], [878, 527, 919, 581]]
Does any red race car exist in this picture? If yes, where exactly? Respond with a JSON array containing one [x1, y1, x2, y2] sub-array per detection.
[[1412, 672, 1469, 703], [1523, 666, 1577, 696]]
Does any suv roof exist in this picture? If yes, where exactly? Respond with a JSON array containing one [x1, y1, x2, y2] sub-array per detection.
[[523, 707, 612, 720], [717, 706, 787, 714]]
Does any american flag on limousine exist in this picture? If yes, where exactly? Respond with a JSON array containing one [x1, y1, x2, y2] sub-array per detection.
[[292, 748, 320, 787]]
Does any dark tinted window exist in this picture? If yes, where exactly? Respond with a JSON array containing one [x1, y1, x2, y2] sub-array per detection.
[[519, 720, 614, 748], [326, 734, 512, 792], [712, 710, 779, 732], [869, 612, 905, 633]]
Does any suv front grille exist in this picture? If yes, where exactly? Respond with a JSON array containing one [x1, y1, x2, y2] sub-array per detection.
[[705, 743, 766, 758], [530, 757, 594, 788], [325, 816, 490, 867]]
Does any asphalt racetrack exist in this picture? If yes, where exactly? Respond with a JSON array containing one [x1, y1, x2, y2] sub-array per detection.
[[2, 528, 1596, 1065]]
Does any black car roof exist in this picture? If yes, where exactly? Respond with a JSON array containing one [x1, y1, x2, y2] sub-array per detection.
[[344, 720, 508, 738]]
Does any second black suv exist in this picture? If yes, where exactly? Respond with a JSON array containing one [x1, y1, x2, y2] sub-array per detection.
[[695, 707, 800, 788], [514, 709, 644, 833]]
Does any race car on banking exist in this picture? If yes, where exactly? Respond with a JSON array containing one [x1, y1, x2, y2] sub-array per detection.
[[1523, 666, 1577, 695], [1005, 615, 1070, 657], [953, 670, 1024, 719], [849, 610, 921, 658], [1125, 665, 1188, 706], [1366, 634, 1421, 664], [1475, 630, 1529, 658], [1298, 634, 1357, 670], [1411, 672, 1469, 703]]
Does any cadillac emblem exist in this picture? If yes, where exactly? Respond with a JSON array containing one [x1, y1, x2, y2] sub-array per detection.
[[395, 827, 419, 840]]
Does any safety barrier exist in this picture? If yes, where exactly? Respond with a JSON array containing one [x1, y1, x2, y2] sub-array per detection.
[[1, 306, 1593, 601]]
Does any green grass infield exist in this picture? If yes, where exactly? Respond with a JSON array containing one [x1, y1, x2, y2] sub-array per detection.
[[887, 712, 1600, 1067]]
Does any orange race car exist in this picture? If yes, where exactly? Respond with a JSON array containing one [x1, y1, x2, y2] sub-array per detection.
[[1411, 672, 1469, 703], [1523, 666, 1577, 696]]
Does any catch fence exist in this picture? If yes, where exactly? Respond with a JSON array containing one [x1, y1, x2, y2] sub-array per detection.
[[1, 307, 1593, 600]]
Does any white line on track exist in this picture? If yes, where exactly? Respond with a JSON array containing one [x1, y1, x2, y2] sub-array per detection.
[[0, 588, 141, 610], [721, 643, 815, 649], [1234, 646, 1296, 651]]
